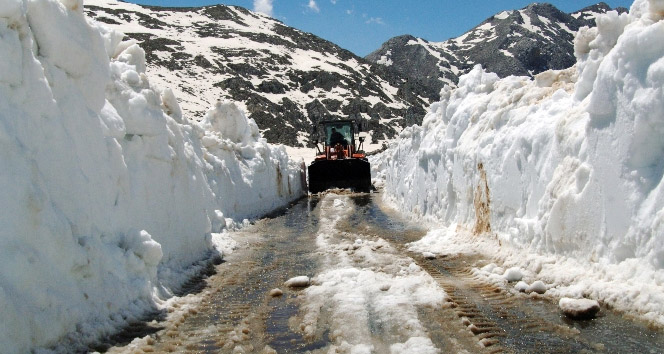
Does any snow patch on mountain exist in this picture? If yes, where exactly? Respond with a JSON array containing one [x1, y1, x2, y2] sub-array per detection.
[[376, 49, 393, 66], [495, 10, 512, 20], [0, 0, 304, 352], [373, 0, 664, 327]]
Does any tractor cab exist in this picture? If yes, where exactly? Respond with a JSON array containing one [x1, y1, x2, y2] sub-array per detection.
[[308, 120, 371, 193], [313, 120, 366, 161]]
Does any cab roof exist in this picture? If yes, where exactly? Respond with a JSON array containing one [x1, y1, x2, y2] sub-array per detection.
[[318, 119, 355, 125]]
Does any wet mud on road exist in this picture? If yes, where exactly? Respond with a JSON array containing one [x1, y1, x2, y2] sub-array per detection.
[[101, 193, 663, 353]]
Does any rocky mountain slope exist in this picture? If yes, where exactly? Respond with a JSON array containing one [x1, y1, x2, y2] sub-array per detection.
[[366, 2, 628, 98], [85, 1, 624, 147], [84, 0, 433, 146]]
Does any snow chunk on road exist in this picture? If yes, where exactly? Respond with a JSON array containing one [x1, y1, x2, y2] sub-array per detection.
[[559, 297, 601, 319], [285, 276, 310, 288], [515, 281, 529, 292], [504, 267, 523, 282], [422, 252, 437, 260], [526, 281, 547, 294]]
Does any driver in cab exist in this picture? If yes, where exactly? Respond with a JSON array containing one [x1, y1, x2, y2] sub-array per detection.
[[329, 128, 347, 147]]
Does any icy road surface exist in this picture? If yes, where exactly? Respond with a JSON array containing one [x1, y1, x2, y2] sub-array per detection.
[[101, 193, 663, 353]]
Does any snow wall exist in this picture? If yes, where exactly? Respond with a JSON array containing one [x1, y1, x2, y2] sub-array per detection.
[[375, 0, 664, 322], [0, 0, 305, 352]]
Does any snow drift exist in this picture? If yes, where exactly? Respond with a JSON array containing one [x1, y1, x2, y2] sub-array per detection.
[[374, 0, 664, 325], [0, 0, 304, 352]]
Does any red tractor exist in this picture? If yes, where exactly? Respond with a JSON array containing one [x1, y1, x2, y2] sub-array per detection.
[[308, 120, 372, 193]]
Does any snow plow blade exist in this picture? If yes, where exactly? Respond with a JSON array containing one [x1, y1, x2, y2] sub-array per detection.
[[308, 158, 372, 194]]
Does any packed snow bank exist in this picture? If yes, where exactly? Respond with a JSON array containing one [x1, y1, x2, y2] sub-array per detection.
[[0, 1, 304, 352], [374, 0, 664, 326]]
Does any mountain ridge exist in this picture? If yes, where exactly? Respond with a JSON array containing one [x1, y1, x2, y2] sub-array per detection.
[[85, 0, 432, 147], [366, 2, 628, 99]]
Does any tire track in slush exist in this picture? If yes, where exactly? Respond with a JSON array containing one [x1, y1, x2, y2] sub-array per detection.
[[417, 250, 664, 353], [413, 256, 559, 353], [349, 194, 664, 354]]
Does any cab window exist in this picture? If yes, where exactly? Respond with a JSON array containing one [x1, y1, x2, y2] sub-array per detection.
[[325, 123, 352, 146]]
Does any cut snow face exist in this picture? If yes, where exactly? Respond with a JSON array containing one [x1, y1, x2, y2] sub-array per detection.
[[0, 0, 304, 352], [373, 0, 664, 328]]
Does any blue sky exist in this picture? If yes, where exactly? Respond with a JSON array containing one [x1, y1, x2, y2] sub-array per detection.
[[126, 0, 635, 56]]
